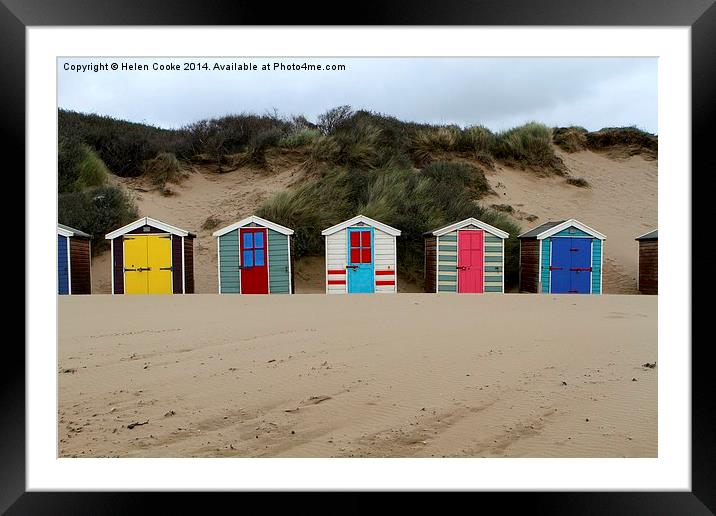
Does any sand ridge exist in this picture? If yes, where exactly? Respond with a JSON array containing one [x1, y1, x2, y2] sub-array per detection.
[[59, 294, 656, 458]]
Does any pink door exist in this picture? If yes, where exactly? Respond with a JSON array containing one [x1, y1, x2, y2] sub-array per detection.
[[457, 230, 484, 293]]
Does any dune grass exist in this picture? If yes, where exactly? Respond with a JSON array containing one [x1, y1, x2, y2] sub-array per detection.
[[74, 144, 109, 190], [258, 161, 521, 288]]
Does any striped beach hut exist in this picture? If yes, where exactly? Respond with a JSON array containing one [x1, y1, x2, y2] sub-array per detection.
[[424, 218, 508, 293], [636, 229, 657, 294], [212, 215, 294, 294], [58, 223, 91, 295], [105, 217, 196, 295], [518, 219, 605, 294], [322, 215, 401, 294]]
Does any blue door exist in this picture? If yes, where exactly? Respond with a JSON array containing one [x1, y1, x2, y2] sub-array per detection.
[[58, 235, 69, 295], [550, 238, 571, 293], [347, 228, 374, 293], [570, 238, 592, 294], [550, 238, 592, 294]]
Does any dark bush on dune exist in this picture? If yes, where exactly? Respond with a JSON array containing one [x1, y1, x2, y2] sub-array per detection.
[[552, 126, 588, 152], [585, 127, 657, 153], [59, 110, 192, 177], [58, 185, 138, 250], [554, 125, 658, 158], [58, 136, 85, 193]]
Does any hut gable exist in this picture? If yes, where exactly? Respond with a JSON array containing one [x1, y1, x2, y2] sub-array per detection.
[[518, 219, 606, 241], [213, 215, 294, 295]]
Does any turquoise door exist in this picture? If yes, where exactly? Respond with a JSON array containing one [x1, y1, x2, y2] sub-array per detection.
[[347, 227, 374, 293]]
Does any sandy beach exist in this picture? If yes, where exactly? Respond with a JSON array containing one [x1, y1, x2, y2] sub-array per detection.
[[58, 293, 657, 458]]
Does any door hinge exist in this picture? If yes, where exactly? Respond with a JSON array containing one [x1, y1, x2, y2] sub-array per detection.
[[160, 267, 173, 271], [570, 267, 592, 272], [549, 266, 563, 271]]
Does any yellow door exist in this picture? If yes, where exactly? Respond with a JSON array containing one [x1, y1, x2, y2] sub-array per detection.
[[123, 236, 149, 294], [147, 235, 173, 294]]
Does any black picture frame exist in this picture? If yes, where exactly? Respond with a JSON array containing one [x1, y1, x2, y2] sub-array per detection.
[[7, 0, 714, 512]]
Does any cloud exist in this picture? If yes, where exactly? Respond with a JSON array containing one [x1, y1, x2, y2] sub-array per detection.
[[58, 57, 657, 133]]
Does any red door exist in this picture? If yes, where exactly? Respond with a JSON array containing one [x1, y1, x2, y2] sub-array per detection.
[[240, 228, 269, 294], [457, 230, 484, 293]]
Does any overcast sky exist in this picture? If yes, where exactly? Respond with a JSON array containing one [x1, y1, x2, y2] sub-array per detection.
[[58, 57, 657, 133]]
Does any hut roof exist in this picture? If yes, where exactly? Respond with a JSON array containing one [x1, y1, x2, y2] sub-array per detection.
[[518, 219, 606, 240], [58, 223, 91, 239], [212, 215, 294, 237], [635, 229, 658, 241], [425, 217, 509, 239], [105, 217, 196, 239], [321, 215, 401, 237]]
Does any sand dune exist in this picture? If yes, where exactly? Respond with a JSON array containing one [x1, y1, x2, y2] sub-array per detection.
[[58, 294, 656, 458]]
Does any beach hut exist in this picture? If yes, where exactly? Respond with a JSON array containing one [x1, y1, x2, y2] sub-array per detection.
[[57, 223, 92, 295], [321, 215, 401, 294], [105, 217, 196, 295], [636, 229, 657, 294], [424, 218, 509, 293], [518, 219, 605, 294], [212, 215, 295, 294]]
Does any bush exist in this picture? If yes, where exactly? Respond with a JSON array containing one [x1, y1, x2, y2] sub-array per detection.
[[585, 126, 657, 159], [553, 126, 588, 152], [58, 137, 85, 193], [59, 110, 191, 177], [491, 122, 560, 171], [243, 128, 285, 166], [58, 185, 138, 250], [317, 105, 354, 135]]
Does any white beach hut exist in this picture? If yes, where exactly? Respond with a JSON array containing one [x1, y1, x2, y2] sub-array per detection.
[[321, 215, 401, 294]]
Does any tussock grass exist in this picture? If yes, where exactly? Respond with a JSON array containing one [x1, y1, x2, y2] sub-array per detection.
[[201, 215, 223, 230], [278, 128, 321, 148], [142, 152, 183, 186], [74, 144, 109, 190], [491, 122, 564, 173], [566, 176, 590, 188]]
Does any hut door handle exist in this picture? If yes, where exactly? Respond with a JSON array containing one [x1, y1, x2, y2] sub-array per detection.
[[570, 267, 592, 272], [457, 266, 467, 270]]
